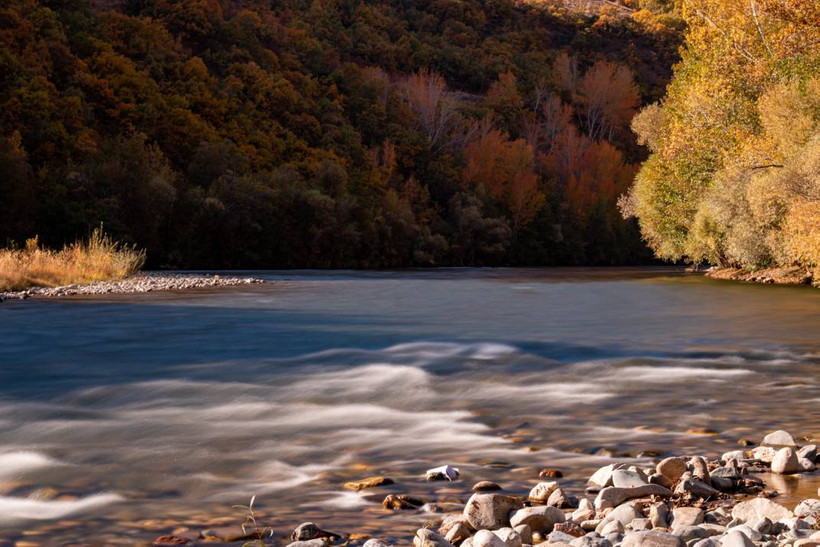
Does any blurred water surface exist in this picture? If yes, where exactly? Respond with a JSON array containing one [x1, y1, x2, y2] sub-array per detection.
[[0, 268, 818, 543]]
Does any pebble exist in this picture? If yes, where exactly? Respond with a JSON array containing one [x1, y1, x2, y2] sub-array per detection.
[[464, 493, 523, 530], [345, 476, 394, 490], [612, 470, 647, 488], [539, 469, 564, 478], [656, 458, 687, 482], [414, 529, 451, 547], [731, 498, 794, 523], [529, 481, 559, 502], [594, 484, 673, 510], [509, 506, 565, 533], [621, 530, 684, 547], [474, 481, 503, 492]]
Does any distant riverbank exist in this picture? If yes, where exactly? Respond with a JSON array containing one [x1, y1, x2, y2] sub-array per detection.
[[0, 272, 265, 302], [705, 266, 814, 287]]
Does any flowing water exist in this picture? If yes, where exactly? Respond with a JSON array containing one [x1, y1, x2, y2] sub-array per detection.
[[0, 268, 818, 544]]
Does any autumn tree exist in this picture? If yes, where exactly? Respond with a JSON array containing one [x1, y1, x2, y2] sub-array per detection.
[[405, 70, 460, 152]]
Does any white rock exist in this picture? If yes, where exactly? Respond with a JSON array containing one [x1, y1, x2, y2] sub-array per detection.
[[795, 499, 820, 518], [621, 530, 684, 547], [594, 485, 673, 510], [529, 481, 559, 502], [721, 450, 746, 462], [720, 530, 755, 547], [472, 530, 507, 547], [509, 506, 565, 534], [588, 464, 624, 488], [753, 445, 777, 463], [762, 430, 797, 447], [771, 447, 800, 474], [731, 498, 794, 523], [671, 507, 704, 527], [427, 465, 460, 481], [612, 470, 648, 488], [492, 527, 522, 547], [415, 529, 452, 547]]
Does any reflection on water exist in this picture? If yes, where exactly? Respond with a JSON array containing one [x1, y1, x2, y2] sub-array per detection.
[[0, 268, 818, 542]]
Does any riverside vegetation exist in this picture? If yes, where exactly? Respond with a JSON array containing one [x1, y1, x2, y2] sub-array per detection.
[[150, 428, 819, 546], [0, 0, 683, 269], [622, 0, 820, 285]]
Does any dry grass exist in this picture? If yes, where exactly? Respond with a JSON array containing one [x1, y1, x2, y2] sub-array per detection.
[[0, 229, 145, 292]]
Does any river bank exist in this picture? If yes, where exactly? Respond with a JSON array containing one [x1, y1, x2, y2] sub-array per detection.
[[704, 267, 815, 287], [148, 428, 820, 546], [0, 272, 266, 302]]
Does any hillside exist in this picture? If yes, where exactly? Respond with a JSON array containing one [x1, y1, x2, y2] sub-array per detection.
[[0, 0, 683, 268]]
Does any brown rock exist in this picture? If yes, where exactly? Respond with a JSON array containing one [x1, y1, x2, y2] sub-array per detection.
[[539, 469, 564, 478], [153, 537, 190, 546], [345, 476, 394, 490], [474, 481, 503, 492], [656, 458, 686, 482], [382, 494, 424, 510]]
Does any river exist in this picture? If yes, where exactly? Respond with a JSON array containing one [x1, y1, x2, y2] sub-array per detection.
[[0, 268, 818, 544]]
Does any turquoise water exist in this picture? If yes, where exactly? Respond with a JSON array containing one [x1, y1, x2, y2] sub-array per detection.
[[0, 269, 818, 543]]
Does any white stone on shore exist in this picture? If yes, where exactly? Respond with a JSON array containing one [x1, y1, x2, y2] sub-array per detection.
[[720, 530, 755, 547], [620, 530, 685, 547], [731, 498, 794, 523], [491, 527, 522, 547], [753, 445, 777, 463], [795, 499, 820, 518], [762, 430, 797, 447], [528, 481, 559, 503], [472, 530, 507, 547], [771, 447, 800, 474], [671, 507, 704, 528], [612, 470, 647, 488], [414, 529, 451, 547], [588, 464, 623, 488], [509, 506, 565, 533], [464, 493, 522, 531]]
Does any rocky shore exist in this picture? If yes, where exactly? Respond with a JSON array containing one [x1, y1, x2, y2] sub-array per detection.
[[148, 429, 819, 547], [705, 267, 815, 287], [0, 272, 266, 302]]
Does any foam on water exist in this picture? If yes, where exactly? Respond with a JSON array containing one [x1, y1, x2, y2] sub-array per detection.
[[0, 452, 62, 479], [0, 493, 124, 526], [612, 365, 754, 382]]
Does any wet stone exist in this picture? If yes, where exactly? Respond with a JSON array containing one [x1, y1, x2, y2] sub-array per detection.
[[345, 476, 394, 490], [474, 481, 503, 492]]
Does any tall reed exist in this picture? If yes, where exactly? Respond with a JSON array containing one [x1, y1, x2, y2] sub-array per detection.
[[0, 228, 145, 292]]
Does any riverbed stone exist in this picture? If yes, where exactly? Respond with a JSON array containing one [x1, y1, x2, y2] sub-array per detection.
[[345, 476, 394, 490], [529, 481, 559, 503], [464, 493, 523, 530], [689, 456, 710, 483], [474, 481, 503, 492], [287, 540, 327, 547], [446, 523, 473, 544], [612, 470, 647, 488], [673, 525, 708, 542], [363, 540, 389, 547], [594, 484, 673, 510], [800, 457, 816, 471], [553, 522, 584, 538], [648, 473, 672, 489], [569, 535, 611, 547], [415, 529, 452, 547], [549, 531, 579, 544], [675, 478, 719, 499], [547, 488, 573, 508], [588, 464, 624, 488], [492, 527, 522, 547], [440, 515, 474, 536], [509, 506, 565, 533], [621, 530, 685, 547], [656, 458, 687, 482], [670, 507, 704, 528], [597, 502, 642, 531], [471, 530, 506, 547], [721, 530, 755, 547], [798, 444, 817, 463], [762, 430, 797, 447], [771, 447, 800, 474], [722, 450, 746, 462], [795, 499, 820, 518], [732, 498, 794, 523], [513, 524, 532, 544], [649, 503, 670, 529]]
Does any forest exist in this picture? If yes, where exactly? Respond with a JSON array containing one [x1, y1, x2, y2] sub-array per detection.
[[624, 0, 820, 280], [0, 0, 684, 268]]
